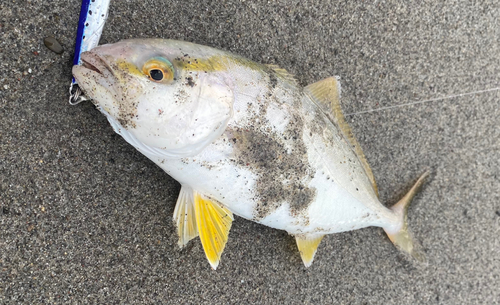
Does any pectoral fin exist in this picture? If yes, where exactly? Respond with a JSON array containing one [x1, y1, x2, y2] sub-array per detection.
[[295, 234, 325, 267], [173, 185, 198, 247], [194, 193, 234, 270]]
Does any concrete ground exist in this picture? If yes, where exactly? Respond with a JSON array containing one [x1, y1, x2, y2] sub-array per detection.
[[1, 0, 499, 304]]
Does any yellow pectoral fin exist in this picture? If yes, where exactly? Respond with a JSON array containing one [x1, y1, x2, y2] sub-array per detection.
[[295, 235, 325, 267], [194, 193, 234, 270], [173, 185, 198, 248]]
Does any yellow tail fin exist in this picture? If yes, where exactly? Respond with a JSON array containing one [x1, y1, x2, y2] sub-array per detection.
[[384, 171, 430, 262]]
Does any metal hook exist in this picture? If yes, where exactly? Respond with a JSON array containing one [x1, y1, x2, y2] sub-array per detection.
[[69, 82, 90, 105]]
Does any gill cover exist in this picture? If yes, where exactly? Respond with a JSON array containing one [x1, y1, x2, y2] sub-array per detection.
[[132, 68, 234, 157]]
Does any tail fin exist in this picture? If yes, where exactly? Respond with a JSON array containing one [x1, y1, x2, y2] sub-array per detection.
[[383, 170, 430, 262]]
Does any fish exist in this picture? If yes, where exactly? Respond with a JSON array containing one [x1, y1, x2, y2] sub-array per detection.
[[72, 39, 429, 269]]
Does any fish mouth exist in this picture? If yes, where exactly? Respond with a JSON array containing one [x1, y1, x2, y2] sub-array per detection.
[[72, 51, 119, 108], [72, 51, 118, 95], [81, 59, 102, 74], [79, 51, 114, 77]]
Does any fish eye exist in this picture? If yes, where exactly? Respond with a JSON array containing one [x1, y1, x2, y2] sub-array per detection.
[[142, 57, 174, 83], [149, 69, 163, 81]]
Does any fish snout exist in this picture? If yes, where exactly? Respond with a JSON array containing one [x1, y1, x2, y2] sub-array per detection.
[[79, 51, 116, 79], [72, 52, 123, 115]]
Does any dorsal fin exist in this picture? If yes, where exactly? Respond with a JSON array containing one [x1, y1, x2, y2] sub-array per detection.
[[304, 77, 379, 197], [266, 64, 297, 86]]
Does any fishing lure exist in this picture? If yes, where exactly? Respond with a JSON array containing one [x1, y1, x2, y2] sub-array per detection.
[[69, 0, 111, 105]]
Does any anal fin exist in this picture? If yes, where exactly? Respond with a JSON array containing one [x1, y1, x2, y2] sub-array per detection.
[[295, 234, 324, 267], [194, 193, 234, 270], [305, 77, 379, 196], [173, 185, 198, 247]]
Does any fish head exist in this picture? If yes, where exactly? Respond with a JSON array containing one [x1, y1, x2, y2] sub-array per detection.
[[72, 39, 234, 157]]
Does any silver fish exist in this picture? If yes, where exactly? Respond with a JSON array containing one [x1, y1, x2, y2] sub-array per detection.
[[72, 39, 428, 269]]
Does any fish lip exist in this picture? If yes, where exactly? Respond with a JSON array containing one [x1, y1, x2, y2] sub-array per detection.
[[81, 59, 102, 74], [79, 51, 114, 77], [73, 51, 119, 108]]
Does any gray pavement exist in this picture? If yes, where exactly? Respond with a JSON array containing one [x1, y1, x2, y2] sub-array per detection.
[[1, 0, 499, 304]]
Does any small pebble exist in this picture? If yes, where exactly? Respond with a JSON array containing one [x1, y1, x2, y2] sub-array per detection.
[[44, 36, 64, 54]]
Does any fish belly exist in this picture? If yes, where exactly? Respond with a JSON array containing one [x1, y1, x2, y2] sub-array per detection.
[[156, 87, 397, 235], [101, 68, 398, 236]]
